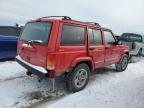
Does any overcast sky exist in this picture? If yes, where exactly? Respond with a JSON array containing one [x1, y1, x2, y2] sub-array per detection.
[[0, 0, 144, 35]]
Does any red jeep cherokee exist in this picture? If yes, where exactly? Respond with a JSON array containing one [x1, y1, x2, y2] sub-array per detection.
[[16, 16, 129, 92]]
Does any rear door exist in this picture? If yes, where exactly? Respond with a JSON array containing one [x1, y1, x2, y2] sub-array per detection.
[[103, 30, 120, 65], [88, 28, 105, 68]]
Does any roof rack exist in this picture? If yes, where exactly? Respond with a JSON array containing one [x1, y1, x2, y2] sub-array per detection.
[[84, 22, 100, 26], [41, 16, 72, 20], [40, 16, 100, 26]]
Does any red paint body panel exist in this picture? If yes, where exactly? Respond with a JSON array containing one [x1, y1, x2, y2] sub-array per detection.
[[17, 18, 129, 77], [18, 41, 47, 67]]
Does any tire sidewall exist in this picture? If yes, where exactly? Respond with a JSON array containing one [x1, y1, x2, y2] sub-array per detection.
[[116, 54, 129, 72], [121, 55, 128, 70], [67, 63, 90, 92]]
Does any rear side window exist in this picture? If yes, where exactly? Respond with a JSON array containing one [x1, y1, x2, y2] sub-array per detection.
[[104, 31, 115, 44], [61, 24, 85, 46], [89, 29, 102, 45], [0, 27, 20, 36]]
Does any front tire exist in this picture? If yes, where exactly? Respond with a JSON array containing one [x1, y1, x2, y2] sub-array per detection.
[[115, 54, 129, 72], [137, 49, 142, 57], [66, 63, 90, 92]]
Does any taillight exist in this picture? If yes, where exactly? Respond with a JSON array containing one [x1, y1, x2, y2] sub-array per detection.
[[47, 55, 55, 70]]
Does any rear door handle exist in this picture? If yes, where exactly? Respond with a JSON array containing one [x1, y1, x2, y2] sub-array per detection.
[[89, 48, 96, 51], [105, 46, 110, 49]]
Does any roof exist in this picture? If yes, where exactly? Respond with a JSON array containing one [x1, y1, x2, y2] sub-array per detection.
[[28, 16, 111, 30]]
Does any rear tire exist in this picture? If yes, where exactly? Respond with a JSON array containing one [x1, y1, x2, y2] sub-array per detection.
[[115, 54, 129, 72], [66, 63, 90, 92]]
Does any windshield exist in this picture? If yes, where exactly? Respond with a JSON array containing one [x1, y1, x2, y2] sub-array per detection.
[[20, 22, 52, 45]]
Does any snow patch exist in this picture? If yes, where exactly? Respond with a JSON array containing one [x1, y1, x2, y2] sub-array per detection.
[[0, 61, 26, 81], [0, 58, 144, 108]]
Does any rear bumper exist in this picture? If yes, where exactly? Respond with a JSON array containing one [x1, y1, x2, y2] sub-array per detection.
[[15, 55, 48, 77]]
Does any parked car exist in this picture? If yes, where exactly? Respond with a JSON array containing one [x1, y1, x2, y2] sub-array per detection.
[[119, 33, 144, 57], [0, 26, 22, 59], [16, 16, 129, 92]]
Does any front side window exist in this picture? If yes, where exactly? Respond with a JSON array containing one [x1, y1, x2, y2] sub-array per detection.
[[104, 31, 115, 45], [89, 29, 102, 45], [61, 24, 85, 46], [20, 22, 52, 45]]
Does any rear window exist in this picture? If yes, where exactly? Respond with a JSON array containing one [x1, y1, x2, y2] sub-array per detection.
[[20, 22, 52, 45], [0, 27, 21, 36], [61, 24, 85, 46]]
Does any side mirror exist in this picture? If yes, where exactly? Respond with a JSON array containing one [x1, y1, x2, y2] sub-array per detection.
[[108, 41, 117, 45], [108, 41, 122, 45], [117, 41, 122, 45]]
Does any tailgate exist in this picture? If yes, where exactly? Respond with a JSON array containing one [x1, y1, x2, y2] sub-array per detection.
[[17, 22, 52, 68]]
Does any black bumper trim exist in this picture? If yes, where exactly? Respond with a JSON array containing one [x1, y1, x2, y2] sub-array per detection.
[[15, 58, 48, 77]]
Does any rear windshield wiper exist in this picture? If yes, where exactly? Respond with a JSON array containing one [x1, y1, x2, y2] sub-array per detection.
[[27, 40, 43, 44]]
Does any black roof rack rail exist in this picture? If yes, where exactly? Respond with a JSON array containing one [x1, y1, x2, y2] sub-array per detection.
[[41, 16, 72, 20], [84, 22, 100, 26], [40, 16, 100, 26]]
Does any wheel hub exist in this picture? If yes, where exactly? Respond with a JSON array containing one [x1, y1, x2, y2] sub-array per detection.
[[74, 69, 88, 88]]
